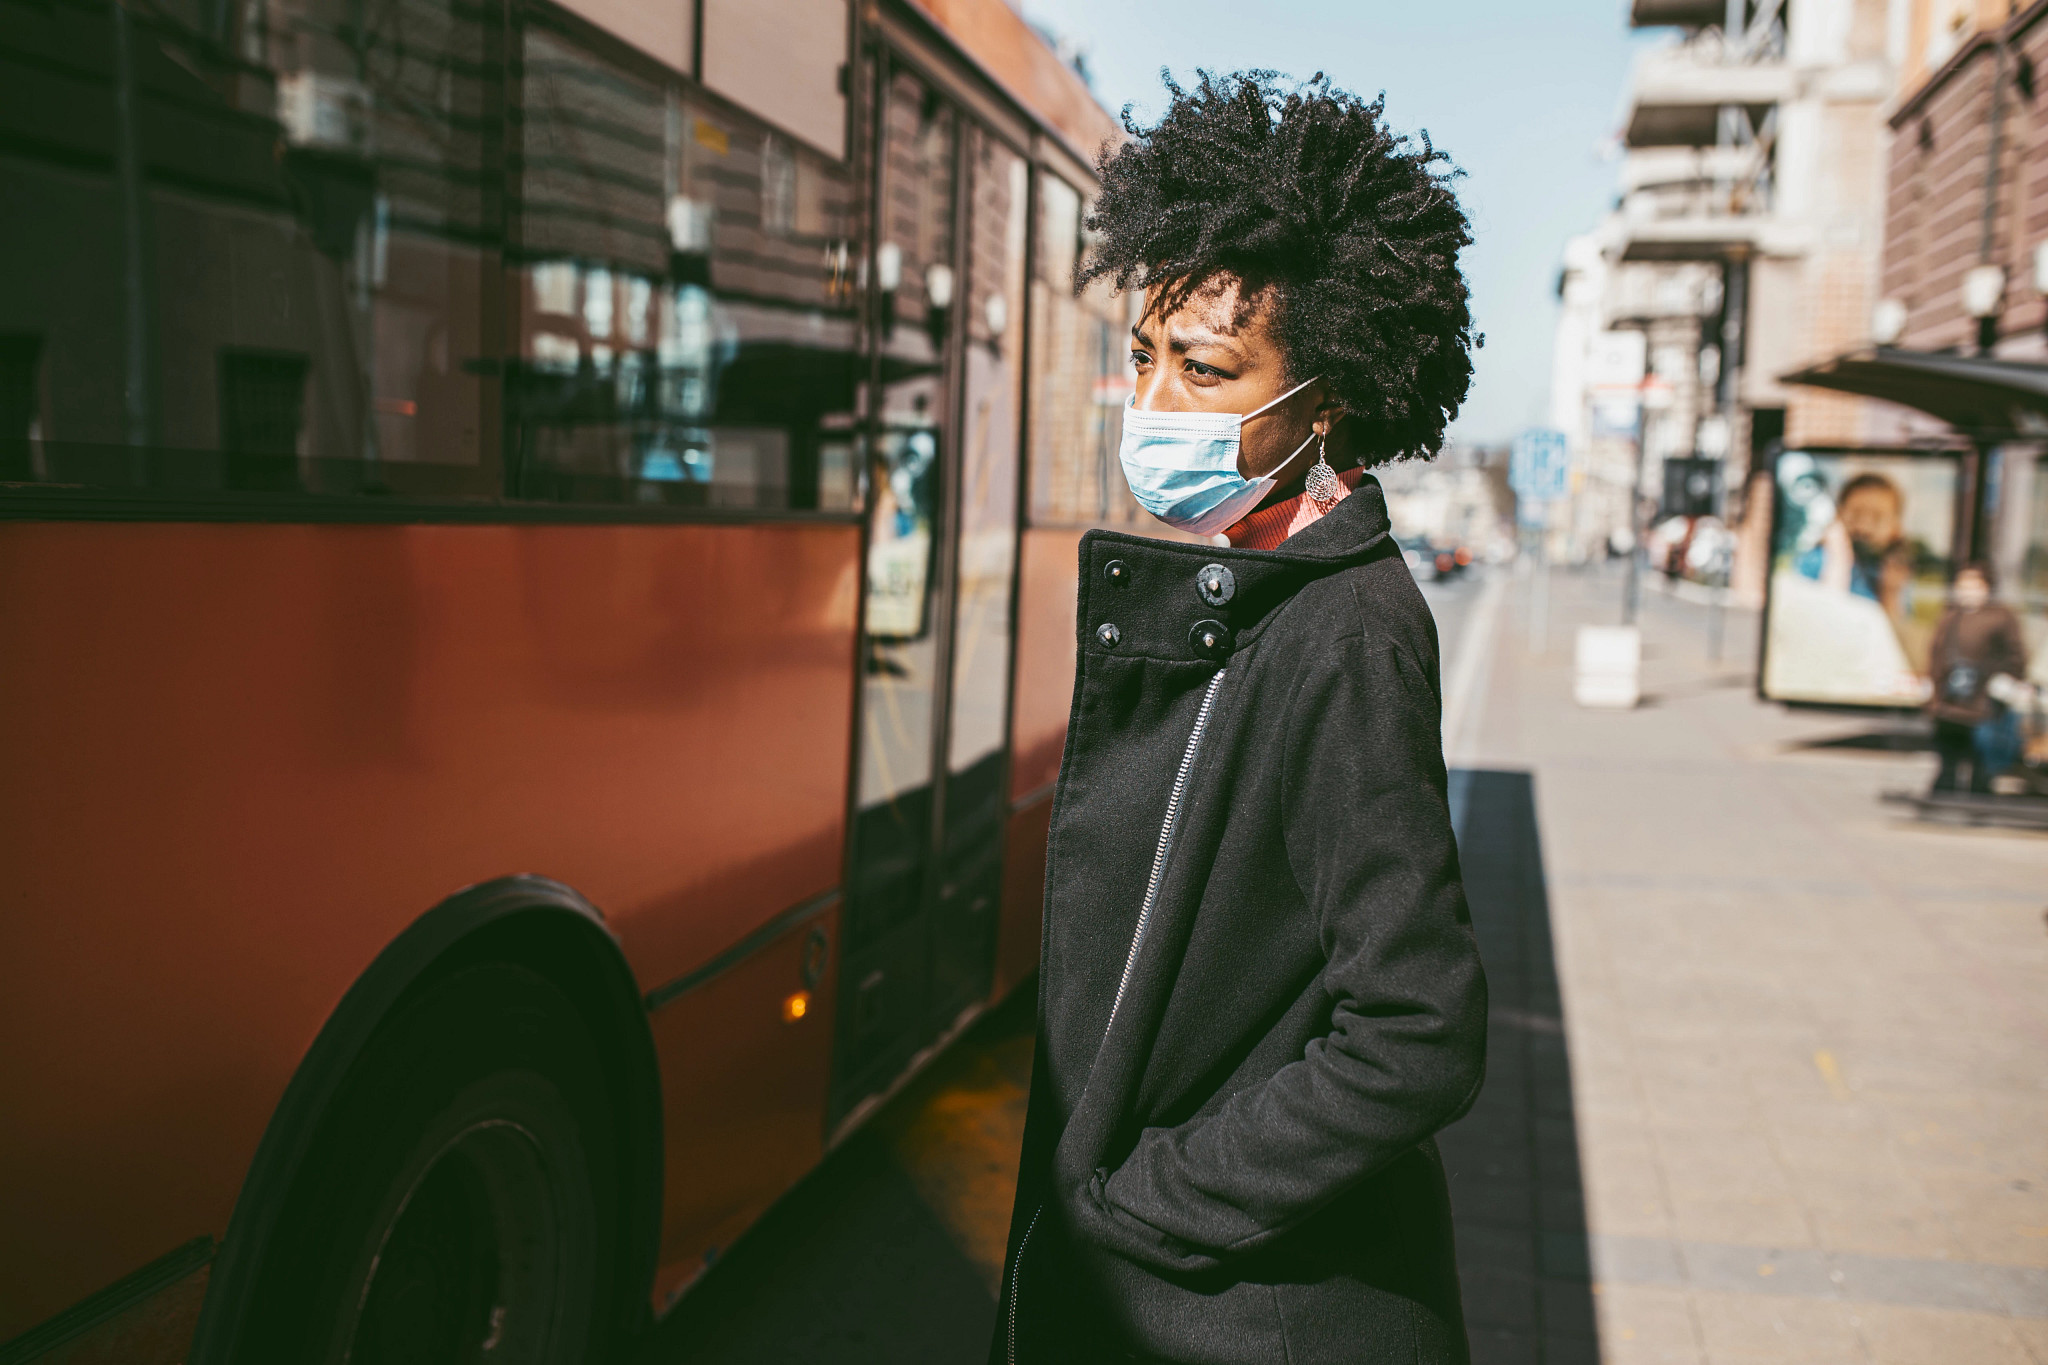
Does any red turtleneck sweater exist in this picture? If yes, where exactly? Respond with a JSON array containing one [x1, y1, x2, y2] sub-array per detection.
[[1220, 465, 1369, 551]]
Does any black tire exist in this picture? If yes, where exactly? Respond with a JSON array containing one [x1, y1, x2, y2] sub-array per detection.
[[237, 962, 626, 1365]]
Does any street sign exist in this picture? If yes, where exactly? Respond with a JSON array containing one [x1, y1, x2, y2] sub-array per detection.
[[1511, 428, 1571, 504]]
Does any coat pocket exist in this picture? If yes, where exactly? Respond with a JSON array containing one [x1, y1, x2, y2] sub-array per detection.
[[1076, 1237, 1289, 1365]]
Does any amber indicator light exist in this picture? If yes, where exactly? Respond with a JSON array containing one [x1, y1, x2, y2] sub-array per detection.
[[781, 990, 811, 1023]]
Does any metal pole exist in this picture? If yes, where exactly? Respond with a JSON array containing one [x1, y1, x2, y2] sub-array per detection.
[[1528, 521, 1549, 655], [1624, 397, 1646, 625], [1981, 37, 2009, 266]]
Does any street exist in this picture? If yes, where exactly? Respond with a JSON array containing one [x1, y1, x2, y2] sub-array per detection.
[[639, 564, 2048, 1364]]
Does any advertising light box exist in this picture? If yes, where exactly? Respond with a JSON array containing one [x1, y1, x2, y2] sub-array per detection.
[[1760, 448, 1963, 708]]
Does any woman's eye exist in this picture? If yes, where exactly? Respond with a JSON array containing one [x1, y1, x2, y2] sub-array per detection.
[[1129, 351, 1152, 369], [1185, 360, 1223, 382]]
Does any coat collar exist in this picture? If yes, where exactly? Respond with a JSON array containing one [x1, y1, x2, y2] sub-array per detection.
[[1078, 476, 1397, 666]]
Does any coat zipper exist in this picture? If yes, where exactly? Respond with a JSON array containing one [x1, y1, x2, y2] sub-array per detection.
[[1006, 1203, 1041, 1365], [1104, 668, 1227, 1038], [1008, 669, 1225, 1364]]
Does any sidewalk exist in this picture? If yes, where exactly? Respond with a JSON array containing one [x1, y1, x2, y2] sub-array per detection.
[[1447, 564, 2048, 1365]]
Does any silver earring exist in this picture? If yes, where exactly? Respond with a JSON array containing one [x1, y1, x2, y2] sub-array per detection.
[[1304, 431, 1342, 512]]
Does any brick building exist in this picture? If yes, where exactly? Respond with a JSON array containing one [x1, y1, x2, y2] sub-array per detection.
[[1788, 0, 2048, 608]]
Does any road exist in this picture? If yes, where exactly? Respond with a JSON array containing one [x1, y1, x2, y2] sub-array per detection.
[[635, 570, 1498, 1365]]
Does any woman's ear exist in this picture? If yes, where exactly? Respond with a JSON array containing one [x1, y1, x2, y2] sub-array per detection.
[[1312, 401, 1347, 438]]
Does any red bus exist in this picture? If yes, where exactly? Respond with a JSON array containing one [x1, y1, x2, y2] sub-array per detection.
[[0, 0, 1147, 1355]]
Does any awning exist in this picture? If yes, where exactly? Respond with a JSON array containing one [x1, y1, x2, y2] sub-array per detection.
[[1781, 348, 2048, 440]]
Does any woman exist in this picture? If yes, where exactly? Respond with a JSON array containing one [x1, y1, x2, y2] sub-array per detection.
[[993, 73, 1488, 1364], [1927, 563, 2030, 794]]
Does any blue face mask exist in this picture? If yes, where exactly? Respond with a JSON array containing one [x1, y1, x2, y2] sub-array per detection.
[[1117, 377, 1321, 535]]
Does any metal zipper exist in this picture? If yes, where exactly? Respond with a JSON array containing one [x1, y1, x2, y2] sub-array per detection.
[[1103, 669, 1227, 1038], [1006, 1203, 1042, 1365]]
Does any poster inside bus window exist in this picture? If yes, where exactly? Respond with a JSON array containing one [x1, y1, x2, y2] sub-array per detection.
[[1761, 449, 1960, 707]]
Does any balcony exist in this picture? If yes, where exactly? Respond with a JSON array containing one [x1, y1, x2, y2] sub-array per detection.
[[1604, 261, 1724, 324], [1619, 145, 1756, 195], [1632, 0, 1727, 26], [1624, 37, 1792, 148], [1604, 170, 1799, 262]]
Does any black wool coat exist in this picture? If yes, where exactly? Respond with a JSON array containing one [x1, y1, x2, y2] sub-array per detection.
[[992, 480, 1488, 1365]]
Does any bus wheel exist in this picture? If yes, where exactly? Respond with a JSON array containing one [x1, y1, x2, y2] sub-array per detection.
[[247, 963, 623, 1365]]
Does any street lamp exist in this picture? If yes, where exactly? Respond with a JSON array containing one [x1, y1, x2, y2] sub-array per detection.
[[1872, 297, 1907, 346], [1963, 263, 2005, 354], [2033, 243, 2048, 340]]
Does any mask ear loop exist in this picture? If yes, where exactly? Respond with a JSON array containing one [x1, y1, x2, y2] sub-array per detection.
[[1242, 375, 1322, 423]]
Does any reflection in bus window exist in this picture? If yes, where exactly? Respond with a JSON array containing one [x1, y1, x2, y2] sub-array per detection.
[[508, 23, 859, 509], [864, 431, 937, 639], [840, 66, 958, 1103], [0, 0, 860, 512], [947, 131, 1026, 777], [1026, 172, 1141, 527], [0, 0, 496, 496], [925, 126, 1028, 1029]]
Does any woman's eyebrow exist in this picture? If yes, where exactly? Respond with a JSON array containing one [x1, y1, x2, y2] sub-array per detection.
[[1132, 323, 1247, 362]]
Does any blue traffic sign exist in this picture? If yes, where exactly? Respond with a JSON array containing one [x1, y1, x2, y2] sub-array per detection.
[[1510, 428, 1571, 504]]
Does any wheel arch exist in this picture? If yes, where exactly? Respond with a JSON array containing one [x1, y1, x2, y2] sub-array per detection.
[[187, 875, 663, 1364]]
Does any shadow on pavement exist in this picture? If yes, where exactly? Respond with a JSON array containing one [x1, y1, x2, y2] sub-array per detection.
[[641, 776, 1594, 1364], [1441, 769, 1599, 1365]]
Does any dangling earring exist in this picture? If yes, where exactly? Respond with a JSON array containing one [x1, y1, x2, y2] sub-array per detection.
[[1304, 430, 1342, 513]]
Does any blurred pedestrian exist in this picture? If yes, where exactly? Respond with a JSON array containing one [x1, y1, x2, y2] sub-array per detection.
[[992, 72, 1487, 1365], [1927, 563, 2029, 794]]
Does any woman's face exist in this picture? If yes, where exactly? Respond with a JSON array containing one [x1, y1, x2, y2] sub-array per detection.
[[1129, 275, 1337, 482]]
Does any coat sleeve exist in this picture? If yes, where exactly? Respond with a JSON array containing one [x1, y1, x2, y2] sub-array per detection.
[[1082, 625, 1488, 1275]]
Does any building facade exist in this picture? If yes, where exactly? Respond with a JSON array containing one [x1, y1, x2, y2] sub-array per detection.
[[1550, 0, 1897, 592]]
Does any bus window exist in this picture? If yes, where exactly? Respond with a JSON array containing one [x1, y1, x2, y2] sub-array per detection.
[[0, 0, 500, 498], [927, 127, 1026, 1027], [0, 0, 863, 514], [1025, 171, 1140, 527], [837, 63, 960, 1112], [507, 16, 861, 511]]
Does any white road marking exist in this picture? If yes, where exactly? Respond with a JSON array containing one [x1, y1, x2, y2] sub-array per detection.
[[1441, 572, 1507, 772]]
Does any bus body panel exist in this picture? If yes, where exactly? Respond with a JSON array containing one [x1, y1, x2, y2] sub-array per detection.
[[0, 518, 858, 1337], [1008, 526, 1084, 803], [648, 900, 841, 1311]]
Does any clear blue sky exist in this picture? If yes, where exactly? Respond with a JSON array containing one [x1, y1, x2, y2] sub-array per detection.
[[1018, 0, 1665, 447]]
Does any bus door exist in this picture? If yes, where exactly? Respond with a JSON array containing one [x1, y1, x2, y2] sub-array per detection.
[[835, 64, 1025, 1123]]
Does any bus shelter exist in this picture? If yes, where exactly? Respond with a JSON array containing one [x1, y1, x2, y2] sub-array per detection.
[[1776, 349, 2048, 790]]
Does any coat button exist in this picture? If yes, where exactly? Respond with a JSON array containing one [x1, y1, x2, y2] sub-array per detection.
[[1103, 559, 1130, 586], [1097, 622, 1121, 648], [1197, 563, 1236, 607], [1189, 619, 1231, 658]]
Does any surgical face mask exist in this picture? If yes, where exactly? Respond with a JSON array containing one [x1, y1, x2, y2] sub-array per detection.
[[1118, 376, 1320, 535]]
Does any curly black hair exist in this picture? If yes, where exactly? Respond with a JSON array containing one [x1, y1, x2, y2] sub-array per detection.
[[1082, 70, 1477, 464]]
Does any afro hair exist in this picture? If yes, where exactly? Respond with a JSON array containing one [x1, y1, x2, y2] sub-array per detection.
[[1083, 70, 1477, 465]]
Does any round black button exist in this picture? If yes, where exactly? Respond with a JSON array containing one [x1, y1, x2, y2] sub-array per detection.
[[1103, 559, 1130, 587], [1197, 563, 1236, 607], [1097, 622, 1121, 648], [1189, 619, 1232, 658]]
